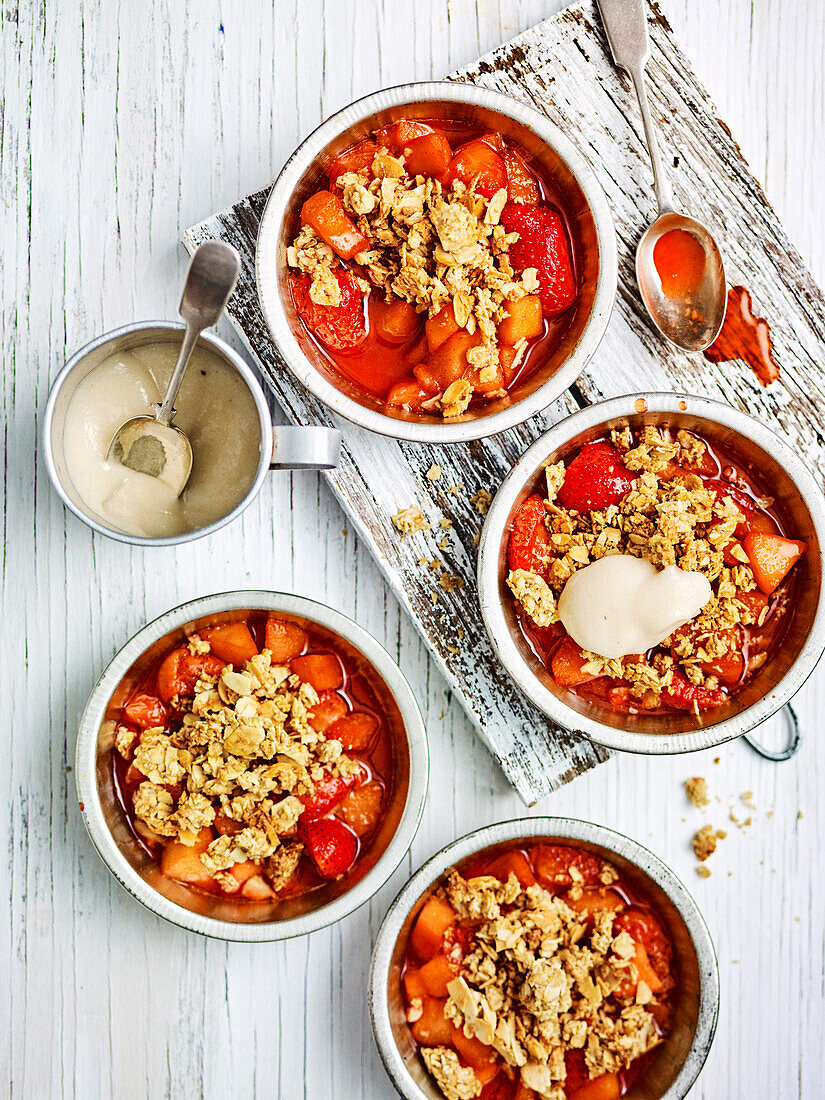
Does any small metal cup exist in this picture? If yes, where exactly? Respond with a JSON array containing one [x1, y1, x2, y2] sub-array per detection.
[[369, 818, 720, 1100], [477, 392, 825, 753], [43, 321, 341, 546]]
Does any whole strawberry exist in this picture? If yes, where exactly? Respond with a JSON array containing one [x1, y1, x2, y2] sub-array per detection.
[[557, 441, 634, 512], [300, 817, 358, 878], [500, 202, 577, 316]]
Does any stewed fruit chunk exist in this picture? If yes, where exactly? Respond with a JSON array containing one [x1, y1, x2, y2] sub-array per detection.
[[264, 616, 307, 662], [370, 296, 422, 343], [501, 145, 540, 205], [328, 711, 378, 751], [498, 295, 543, 345], [300, 817, 357, 878], [335, 780, 383, 837], [292, 270, 367, 351], [500, 203, 577, 316], [550, 637, 599, 688], [614, 906, 674, 986], [410, 995, 455, 1046], [308, 689, 348, 732], [300, 189, 369, 260], [443, 138, 507, 198], [410, 895, 457, 961], [123, 691, 168, 730], [531, 844, 603, 890], [290, 652, 344, 691], [156, 648, 226, 703], [202, 621, 258, 665], [299, 767, 361, 819], [403, 131, 453, 179], [557, 442, 634, 513], [742, 532, 806, 594], [327, 139, 378, 184], [160, 828, 215, 888], [375, 119, 434, 150], [507, 494, 551, 574], [660, 670, 727, 712]]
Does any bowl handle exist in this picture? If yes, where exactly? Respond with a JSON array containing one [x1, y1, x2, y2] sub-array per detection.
[[269, 426, 341, 471]]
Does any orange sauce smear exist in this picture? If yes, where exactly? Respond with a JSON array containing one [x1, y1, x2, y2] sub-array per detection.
[[653, 228, 706, 299], [704, 285, 779, 386]]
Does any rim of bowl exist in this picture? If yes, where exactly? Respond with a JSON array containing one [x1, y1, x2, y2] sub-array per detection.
[[42, 321, 274, 548], [369, 816, 720, 1100], [255, 80, 618, 443], [477, 391, 825, 754], [75, 589, 430, 940]]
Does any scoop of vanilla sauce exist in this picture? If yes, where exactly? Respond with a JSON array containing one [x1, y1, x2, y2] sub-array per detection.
[[557, 554, 712, 660]]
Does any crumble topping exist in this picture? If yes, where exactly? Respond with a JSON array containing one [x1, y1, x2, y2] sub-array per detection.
[[288, 158, 540, 418], [685, 776, 710, 808], [118, 642, 361, 883], [421, 1047, 481, 1100], [430, 870, 664, 1095], [692, 824, 726, 862], [392, 504, 431, 535], [508, 427, 766, 701]]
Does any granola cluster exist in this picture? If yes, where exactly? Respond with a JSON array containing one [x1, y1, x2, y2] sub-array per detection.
[[418, 870, 665, 1100], [288, 150, 539, 417], [507, 427, 766, 703], [116, 637, 360, 888]]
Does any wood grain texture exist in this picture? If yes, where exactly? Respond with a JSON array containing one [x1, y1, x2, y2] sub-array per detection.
[[3, 1, 825, 1098]]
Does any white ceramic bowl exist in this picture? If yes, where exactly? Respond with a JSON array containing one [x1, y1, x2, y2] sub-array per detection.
[[76, 590, 429, 940], [370, 817, 720, 1100], [477, 392, 825, 753], [256, 80, 617, 443]]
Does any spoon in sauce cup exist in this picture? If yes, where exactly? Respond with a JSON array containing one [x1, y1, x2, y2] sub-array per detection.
[[107, 241, 241, 495], [596, 0, 726, 351]]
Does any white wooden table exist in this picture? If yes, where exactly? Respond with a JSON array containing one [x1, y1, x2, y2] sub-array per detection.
[[3, 2, 823, 1097]]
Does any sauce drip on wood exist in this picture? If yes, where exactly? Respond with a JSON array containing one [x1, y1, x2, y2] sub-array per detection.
[[703, 285, 779, 386]]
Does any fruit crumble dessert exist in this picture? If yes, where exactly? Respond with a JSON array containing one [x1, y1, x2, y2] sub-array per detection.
[[505, 424, 807, 717], [113, 612, 396, 903], [286, 118, 580, 418], [402, 843, 676, 1100]]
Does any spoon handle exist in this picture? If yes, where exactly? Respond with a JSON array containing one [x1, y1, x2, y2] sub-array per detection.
[[595, 0, 675, 214], [155, 318, 201, 425]]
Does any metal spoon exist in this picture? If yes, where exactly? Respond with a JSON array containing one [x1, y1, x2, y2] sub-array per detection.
[[596, 0, 726, 351], [107, 241, 241, 495]]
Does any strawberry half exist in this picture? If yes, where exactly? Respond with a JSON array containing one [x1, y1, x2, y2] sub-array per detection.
[[660, 670, 727, 711], [530, 844, 603, 889], [300, 817, 357, 878], [292, 269, 367, 351], [557, 441, 634, 513], [299, 767, 362, 819], [507, 494, 551, 574], [500, 202, 577, 316]]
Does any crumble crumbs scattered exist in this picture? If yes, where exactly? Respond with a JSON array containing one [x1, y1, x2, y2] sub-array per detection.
[[439, 573, 464, 592], [470, 488, 493, 515], [426, 464, 442, 481], [685, 776, 710, 809], [696, 866, 712, 879], [392, 504, 430, 535], [692, 825, 726, 862]]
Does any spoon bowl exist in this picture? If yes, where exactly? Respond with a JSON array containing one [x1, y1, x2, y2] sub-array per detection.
[[107, 415, 193, 492], [637, 211, 727, 351]]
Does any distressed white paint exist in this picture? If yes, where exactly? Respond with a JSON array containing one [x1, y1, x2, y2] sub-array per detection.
[[2, 1, 824, 1097]]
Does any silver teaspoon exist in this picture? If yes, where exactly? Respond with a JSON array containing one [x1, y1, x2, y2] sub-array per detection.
[[107, 241, 241, 495], [596, 0, 727, 351]]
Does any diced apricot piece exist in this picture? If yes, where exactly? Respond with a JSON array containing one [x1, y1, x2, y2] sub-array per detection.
[[202, 621, 258, 665], [568, 1074, 621, 1100], [452, 1024, 498, 1071], [327, 139, 378, 184], [213, 812, 242, 836], [403, 131, 453, 179], [497, 295, 543, 345], [160, 829, 215, 888], [410, 996, 455, 1047], [443, 139, 507, 198], [410, 895, 457, 961], [404, 333, 429, 367], [241, 875, 276, 901], [742, 532, 806, 594], [308, 689, 348, 732], [403, 966, 427, 1001], [499, 344, 523, 385], [300, 190, 369, 260], [370, 296, 422, 343], [328, 711, 378, 751], [427, 331, 481, 389], [335, 780, 383, 837], [425, 302, 461, 352], [484, 851, 536, 888], [290, 653, 345, 691], [123, 691, 168, 730], [375, 119, 434, 149], [417, 952, 460, 997], [514, 1081, 538, 1100], [264, 617, 307, 662], [386, 379, 432, 409], [551, 636, 600, 688], [230, 860, 260, 886], [501, 145, 540, 205], [565, 887, 625, 915], [156, 648, 226, 703]]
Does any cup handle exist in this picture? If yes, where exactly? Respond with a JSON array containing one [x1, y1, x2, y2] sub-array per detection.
[[269, 425, 341, 471]]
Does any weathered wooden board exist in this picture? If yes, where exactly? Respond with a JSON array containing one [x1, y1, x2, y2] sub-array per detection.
[[184, 0, 825, 804]]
